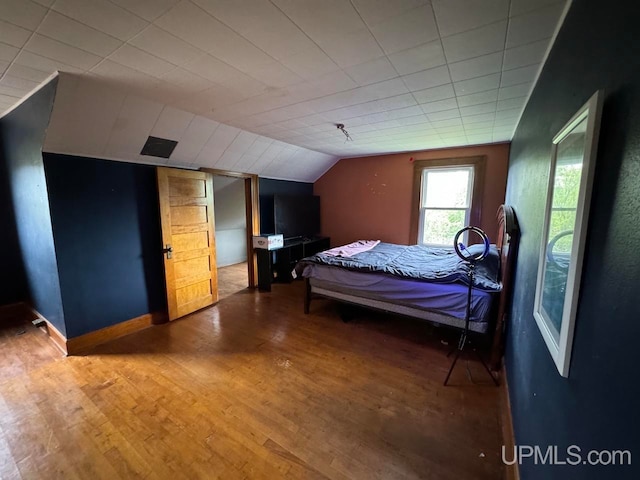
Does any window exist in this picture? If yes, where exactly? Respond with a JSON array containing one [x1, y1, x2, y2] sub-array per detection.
[[410, 156, 485, 246], [418, 167, 474, 245]]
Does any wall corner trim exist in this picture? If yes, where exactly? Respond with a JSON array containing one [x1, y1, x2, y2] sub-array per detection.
[[66, 312, 168, 354], [29, 305, 167, 355], [25, 304, 67, 355], [500, 365, 520, 480]]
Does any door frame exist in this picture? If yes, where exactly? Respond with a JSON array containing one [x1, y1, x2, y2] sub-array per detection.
[[200, 168, 259, 288]]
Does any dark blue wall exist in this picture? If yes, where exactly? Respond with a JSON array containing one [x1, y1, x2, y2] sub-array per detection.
[[44, 154, 166, 338], [505, 1, 639, 478], [259, 177, 313, 233], [0, 133, 27, 306], [0, 79, 66, 335]]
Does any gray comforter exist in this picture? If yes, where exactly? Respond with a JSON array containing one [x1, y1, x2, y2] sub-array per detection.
[[295, 242, 501, 292]]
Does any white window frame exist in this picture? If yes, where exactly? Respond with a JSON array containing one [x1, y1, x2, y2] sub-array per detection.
[[410, 156, 485, 246], [417, 166, 475, 247]]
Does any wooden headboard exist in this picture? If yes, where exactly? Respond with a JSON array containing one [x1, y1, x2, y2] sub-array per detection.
[[490, 205, 520, 370]]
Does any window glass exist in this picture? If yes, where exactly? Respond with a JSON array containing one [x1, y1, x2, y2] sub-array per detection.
[[421, 210, 467, 246], [423, 169, 471, 208], [419, 166, 474, 246]]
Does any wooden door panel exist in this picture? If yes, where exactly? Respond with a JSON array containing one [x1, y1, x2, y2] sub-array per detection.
[[169, 197, 208, 207], [171, 205, 207, 225], [171, 224, 208, 235], [174, 256, 210, 279], [172, 231, 209, 251], [157, 168, 218, 320], [175, 272, 213, 290], [176, 280, 212, 305], [176, 296, 215, 319], [169, 177, 206, 197], [173, 247, 211, 263]]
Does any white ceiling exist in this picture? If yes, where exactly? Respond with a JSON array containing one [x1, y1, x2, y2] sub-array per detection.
[[1, 0, 568, 179], [44, 73, 338, 182]]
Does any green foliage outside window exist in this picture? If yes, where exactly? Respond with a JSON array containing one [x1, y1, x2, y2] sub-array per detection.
[[422, 210, 466, 246]]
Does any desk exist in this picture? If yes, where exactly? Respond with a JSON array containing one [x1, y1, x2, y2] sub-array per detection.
[[257, 236, 330, 291]]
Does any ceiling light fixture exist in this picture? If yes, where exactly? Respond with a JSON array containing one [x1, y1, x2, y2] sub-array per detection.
[[336, 123, 353, 142]]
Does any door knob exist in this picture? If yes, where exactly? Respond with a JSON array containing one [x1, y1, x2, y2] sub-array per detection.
[[163, 244, 173, 259]]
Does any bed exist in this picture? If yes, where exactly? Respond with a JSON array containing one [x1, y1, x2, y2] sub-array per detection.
[[295, 205, 520, 370]]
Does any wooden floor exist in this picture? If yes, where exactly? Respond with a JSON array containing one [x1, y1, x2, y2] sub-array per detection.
[[217, 262, 249, 301], [0, 282, 505, 480]]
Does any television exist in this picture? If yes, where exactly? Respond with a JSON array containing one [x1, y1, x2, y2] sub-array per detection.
[[274, 194, 320, 240]]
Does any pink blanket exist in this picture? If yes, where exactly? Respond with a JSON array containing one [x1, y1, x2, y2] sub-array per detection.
[[322, 240, 380, 257]]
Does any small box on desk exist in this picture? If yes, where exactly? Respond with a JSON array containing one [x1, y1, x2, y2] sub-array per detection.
[[252, 234, 284, 250]]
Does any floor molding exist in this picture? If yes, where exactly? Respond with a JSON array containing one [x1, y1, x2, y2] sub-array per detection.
[[0, 303, 67, 354], [41, 317, 68, 355], [500, 365, 520, 480], [19, 303, 167, 355], [66, 312, 167, 355]]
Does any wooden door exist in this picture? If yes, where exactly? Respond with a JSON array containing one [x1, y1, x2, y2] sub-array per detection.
[[157, 167, 218, 320]]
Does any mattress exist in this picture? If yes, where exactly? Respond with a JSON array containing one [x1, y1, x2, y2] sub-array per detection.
[[301, 263, 494, 327], [295, 241, 502, 291]]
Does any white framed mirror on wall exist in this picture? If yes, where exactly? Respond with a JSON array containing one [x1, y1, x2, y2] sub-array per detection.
[[533, 91, 603, 377]]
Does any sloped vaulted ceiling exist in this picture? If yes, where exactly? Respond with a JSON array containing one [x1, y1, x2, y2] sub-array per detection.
[[2, 0, 570, 181], [43, 73, 339, 182]]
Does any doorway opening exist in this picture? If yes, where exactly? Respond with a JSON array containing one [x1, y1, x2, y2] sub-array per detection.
[[207, 170, 259, 300], [212, 174, 247, 299]]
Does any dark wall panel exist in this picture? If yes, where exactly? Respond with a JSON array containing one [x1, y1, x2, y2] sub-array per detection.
[[0, 134, 27, 306], [259, 177, 313, 233], [505, 1, 639, 479], [44, 154, 165, 339], [259, 177, 313, 197], [0, 79, 65, 335]]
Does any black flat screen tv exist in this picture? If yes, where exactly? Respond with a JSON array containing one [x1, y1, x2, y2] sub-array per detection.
[[274, 194, 320, 240]]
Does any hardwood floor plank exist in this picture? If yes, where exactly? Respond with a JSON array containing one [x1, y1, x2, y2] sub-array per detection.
[[0, 281, 506, 479], [0, 424, 22, 480], [217, 262, 249, 300], [102, 445, 155, 479]]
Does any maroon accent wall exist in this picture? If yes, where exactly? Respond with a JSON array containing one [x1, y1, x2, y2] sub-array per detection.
[[314, 143, 510, 247]]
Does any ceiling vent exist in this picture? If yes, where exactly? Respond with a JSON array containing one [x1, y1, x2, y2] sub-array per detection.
[[140, 136, 178, 159]]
